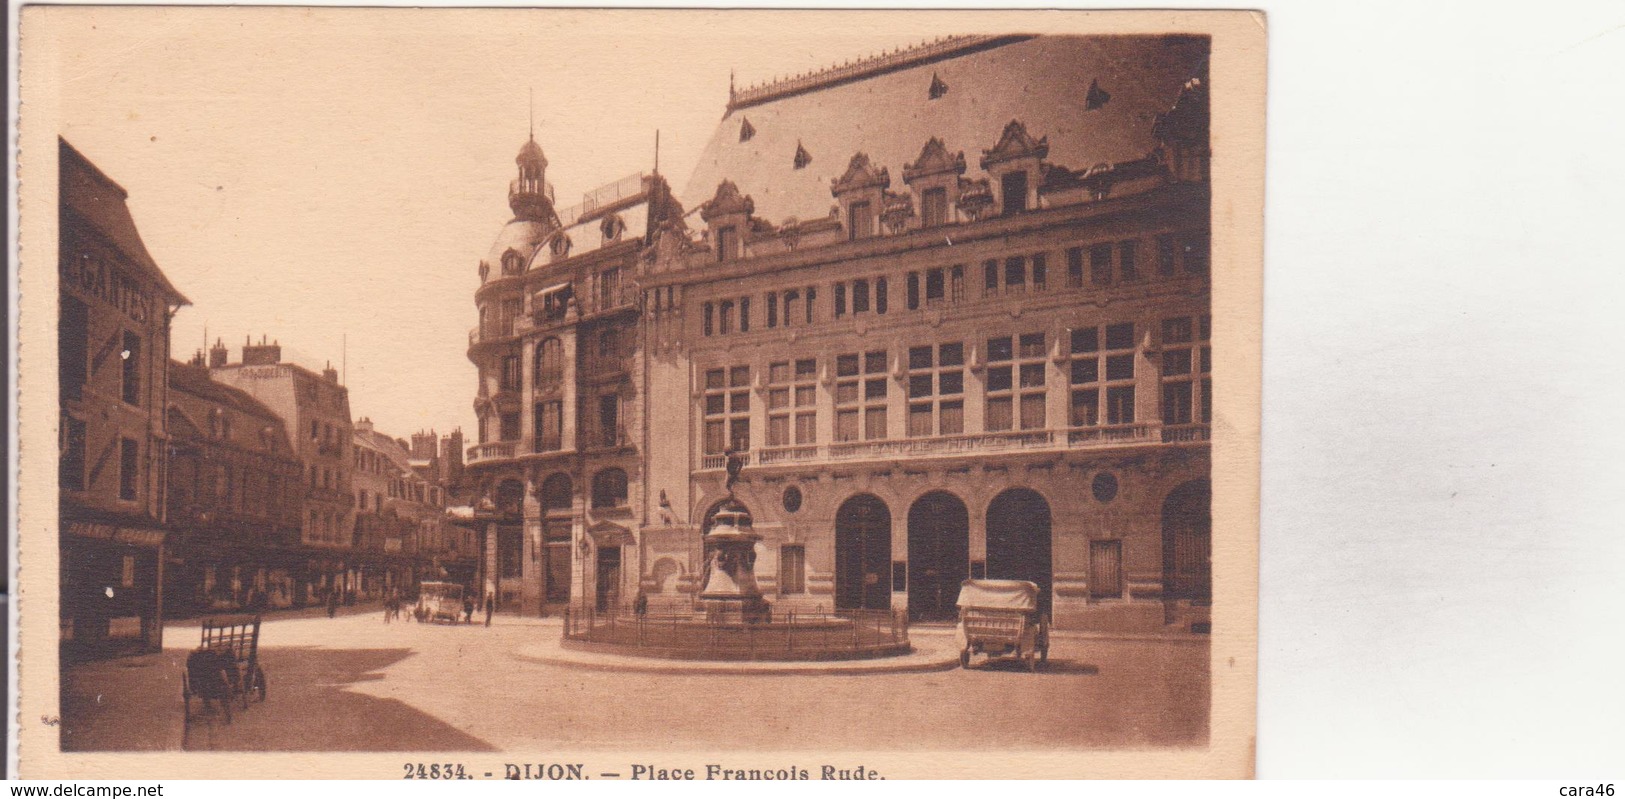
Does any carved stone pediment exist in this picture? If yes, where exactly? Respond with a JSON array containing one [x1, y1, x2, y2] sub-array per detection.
[[701, 179, 755, 223], [903, 137, 967, 184], [831, 153, 891, 197], [981, 119, 1050, 169]]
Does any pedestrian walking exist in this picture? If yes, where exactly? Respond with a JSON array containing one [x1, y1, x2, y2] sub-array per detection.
[[463, 596, 474, 625], [484, 592, 495, 627], [326, 587, 338, 619]]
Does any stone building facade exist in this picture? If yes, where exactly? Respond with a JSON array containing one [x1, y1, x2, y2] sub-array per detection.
[[462, 135, 681, 612], [58, 138, 191, 657], [164, 357, 306, 615], [466, 35, 1213, 632], [207, 338, 357, 605]]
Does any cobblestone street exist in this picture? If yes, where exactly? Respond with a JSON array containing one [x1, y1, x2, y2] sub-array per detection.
[[60, 607, 1209, 753]]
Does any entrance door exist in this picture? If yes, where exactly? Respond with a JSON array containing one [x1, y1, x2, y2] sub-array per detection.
[[907, 491, 969, 621], [834, 494, 892, 611], [985, 488, 1053, 614], [1161, 480, 1212, 602], [595, 546, 622, 611]]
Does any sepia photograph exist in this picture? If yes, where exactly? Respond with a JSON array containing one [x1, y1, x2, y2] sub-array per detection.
[[15, 9, 1263, 779]]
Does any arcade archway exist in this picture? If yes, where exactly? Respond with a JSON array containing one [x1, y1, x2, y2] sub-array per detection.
[[906, 491, 969, 621], [834, 494, 892, 611], [985, 488, 1053, 614]]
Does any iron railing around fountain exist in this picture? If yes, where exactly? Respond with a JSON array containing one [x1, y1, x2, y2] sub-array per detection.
[[561, 603, 910, 661]]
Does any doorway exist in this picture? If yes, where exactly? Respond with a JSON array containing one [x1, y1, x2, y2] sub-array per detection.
[[985, 488, 1053, 614], [906, 491, 969, 621], [595, 546, 622, 611], [834, 494, 892, 611], [1161, 480, 1211, 602]]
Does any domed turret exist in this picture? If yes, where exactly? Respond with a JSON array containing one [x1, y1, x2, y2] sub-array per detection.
[[510, 135, 556, 222]]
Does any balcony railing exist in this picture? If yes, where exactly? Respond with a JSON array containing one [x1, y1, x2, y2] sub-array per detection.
[[467, 441, 516, 465], [699, 451, 751, 471], [700, 423, 1201, 470]]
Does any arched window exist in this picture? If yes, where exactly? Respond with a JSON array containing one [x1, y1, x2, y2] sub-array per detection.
[[535, 338, 564, 386], [541, 473, 572, 513], [501, 249, 524, 276], [590, 468, 628, 509]]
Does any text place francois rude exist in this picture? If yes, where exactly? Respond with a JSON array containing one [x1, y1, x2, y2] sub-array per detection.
[[402, 762, 885, 781]]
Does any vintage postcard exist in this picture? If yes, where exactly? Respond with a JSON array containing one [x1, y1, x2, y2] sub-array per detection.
[[14, 8, 1264, 779]]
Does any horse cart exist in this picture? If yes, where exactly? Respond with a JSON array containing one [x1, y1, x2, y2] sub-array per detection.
[[416, 581, 466, 624], [182, 614, 267, 724], [955, 579, 1050, 672]]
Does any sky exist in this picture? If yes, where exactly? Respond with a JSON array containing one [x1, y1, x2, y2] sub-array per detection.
[[43, 8, 980, 442]]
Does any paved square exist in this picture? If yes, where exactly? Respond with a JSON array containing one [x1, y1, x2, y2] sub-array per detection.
[[62, 607, 1209, 753]]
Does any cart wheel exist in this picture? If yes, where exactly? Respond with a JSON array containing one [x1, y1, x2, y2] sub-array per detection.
[[253, 667, 267, 702], [959, 649, 970, 669]]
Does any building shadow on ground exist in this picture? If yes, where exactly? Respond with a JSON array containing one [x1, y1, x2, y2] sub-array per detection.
[[62, 645, 495, 752]]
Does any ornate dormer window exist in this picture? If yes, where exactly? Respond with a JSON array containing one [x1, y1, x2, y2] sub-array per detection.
[[600, 213, 625, 243], [831, 153, 890, 242], [903, 137, 967, 229], [980, 120, 1050, 216], [701, 180, 755, 262], [550, 233, 572, 260]]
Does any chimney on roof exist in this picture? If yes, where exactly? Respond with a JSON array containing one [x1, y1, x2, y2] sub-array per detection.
[[354, 416, 373, 435], [190, 349, 206, 368], [208, 338, 229, 368], [242, 335, 282, 366], [323, 361, 339, 383]]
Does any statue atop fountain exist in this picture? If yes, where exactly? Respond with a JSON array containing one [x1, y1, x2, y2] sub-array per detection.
[[695, 450, 771, 623]]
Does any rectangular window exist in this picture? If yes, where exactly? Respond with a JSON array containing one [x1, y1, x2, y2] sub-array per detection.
[[61, 417, 87, 490], [925, 268, 945, 304], [834, 282, 847, 317], [1089, 540, 1124, 599], [767, 359, 817, 448], [1106, 385, 1135, 425], [119, 438, 139, 501], [1067, 247, 1085, 288], [906, 272, 920, 310], [60, 296, 88, 401], [1031, 253, 1047, 291], [766, 292, 778, 328], [500, 412, 520, 441], [739, 296, 751, 333], [703, 302, 714, 336], [1119, 240, 1139, 282], [121, 331, 141, 406], [1184, 234, 1210, 274], [805, 287, 816, 324], [984, 259, 998, 294], [921, 187, 948, 228], [779, 546, 806, 594], [704, 365, 752, 454], [849, 201, 874, 240], [1157, 234, 1178, 277], [501, 355, 520, 391], [598, 393, 620, 447], [536, 402, 562, 451], [717, 225, 739, 261], [834, 351, 887, 442], [907, 341, 965, 437], [1090, 244, 1113, 286], [719, 300, 734, 334], [875, 277, 888, 314], [852, 279, 870, 313], [1004, 257, 1026, 294], [1162, 382, 1194, 425], [950, 265, 965, 302], [782, 290, 798, 328], [1160, 316, 1203, 428], [1001, 170, 1028, 215]]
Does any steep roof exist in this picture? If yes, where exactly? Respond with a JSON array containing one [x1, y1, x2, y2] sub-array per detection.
[[681, 34, 1209, 226], [167, 360, 285, 425], [60, 138, 189, 305]]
